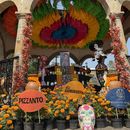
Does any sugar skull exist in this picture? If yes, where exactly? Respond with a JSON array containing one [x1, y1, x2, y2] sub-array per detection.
[[78, 104, 95, 130]]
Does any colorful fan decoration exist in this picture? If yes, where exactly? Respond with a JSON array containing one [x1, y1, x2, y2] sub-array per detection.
[[32, 0, 109, 48], [1, 0, 109, 48]]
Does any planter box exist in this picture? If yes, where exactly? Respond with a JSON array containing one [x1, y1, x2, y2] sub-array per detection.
[[95, 118, 107, 128], [111, 118, 123, 128], [56, 119, 66, 130], [124, 118, 130, 128]]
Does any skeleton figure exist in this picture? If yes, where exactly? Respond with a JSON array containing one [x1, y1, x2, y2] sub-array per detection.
[[78, 104, 95, 130], [94, 44, 106, 60]]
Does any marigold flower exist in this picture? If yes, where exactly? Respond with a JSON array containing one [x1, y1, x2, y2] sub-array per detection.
[[107, 108, 112, 112], [55, 110, 59, 114], [50, 91, 56, 94], [69, 111, 75, 115], [106, 100, 110, 105], [12, 106, 19, 111], [43, 105, 48, 109], [7, 110, 11, 114], [4, 114, 9, 118], [66, 115, 70, 120], [0, 124, 2, 129], [12, 113, 16, 117], [0, 118, 2, 121], [60, 109, 65, 113], [73, 99, 77, 102], [13, 102, 18, 105], [7, 120, 12, 125], [2, 105, 9, 110], [10, 125, 14, 129]]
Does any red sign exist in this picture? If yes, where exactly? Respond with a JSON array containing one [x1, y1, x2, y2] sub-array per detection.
[[18, 90, 46, 112]]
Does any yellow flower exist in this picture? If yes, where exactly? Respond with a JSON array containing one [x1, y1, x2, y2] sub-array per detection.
[[14, 93, 20, 96], [73, 99, 77, 102], [12, 106, 19, 111], [0, 124, 2, 129], [10, 125, 14, 129], [4, 114, 9, 118], [106, 100, 110, 105], [12, 113, 16, 117], [1, 94, 6, 98], [7, 110, 11, 114], [49, 101, 53, 105], [107, 108, 112, 112], [7, 120, 12, 125], [0, 118, 2, 121], [60, 109, 65, 113], [2, 105, 9, 110], [66, 115, 70, 120], [69, 111, 75, 115], [13, 102, 18, 105]]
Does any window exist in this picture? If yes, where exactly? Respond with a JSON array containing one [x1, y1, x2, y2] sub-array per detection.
[[127, 37, 130, 56], [104, 53, 115, 70], [49, 54, 76, 66], [82, 58, 98, 69]]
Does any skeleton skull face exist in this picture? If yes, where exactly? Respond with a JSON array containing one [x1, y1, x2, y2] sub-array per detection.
[[78, 104, 95, 130], [94, 44, 98, 49]]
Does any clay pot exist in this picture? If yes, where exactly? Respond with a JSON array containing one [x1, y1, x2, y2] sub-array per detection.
[[25, 81, 39, 90], [109, 81, 122, 90]]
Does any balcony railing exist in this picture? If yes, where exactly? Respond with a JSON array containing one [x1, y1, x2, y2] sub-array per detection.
[[0, 56, 19, 95]]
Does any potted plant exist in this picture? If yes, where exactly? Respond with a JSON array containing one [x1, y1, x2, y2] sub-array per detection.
[[124, 103, 130, 128], [51, 90, 69, 130], [23, 112, 34, 130], [12, 93, 24, 130], [43, 89, 57, 130], [110, 108, 123, 128], [33, 108, 47, 130], [68, 98, 79, 129], [0, 105, 15, 130], [91, 95, 112, 128]]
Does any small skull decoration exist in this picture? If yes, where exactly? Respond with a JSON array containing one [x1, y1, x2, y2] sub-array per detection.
[[78, 104, 95, 130]]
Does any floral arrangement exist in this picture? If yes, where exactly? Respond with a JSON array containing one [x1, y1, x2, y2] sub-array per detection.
[[13, 14, 32, 92], [81, 86, 113, 118], [42, 88, 78, 120], [32, 0, 109, 48], [0, 105, 19, 130], [109, 14, 130, 89]]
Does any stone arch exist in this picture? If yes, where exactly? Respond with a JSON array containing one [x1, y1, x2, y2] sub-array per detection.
[[0, 32, 5, 60], [0, 0, 18, 13], [79, 55, 93, 65], [122, 0, 130, 10], [31, 0, 42, 11]]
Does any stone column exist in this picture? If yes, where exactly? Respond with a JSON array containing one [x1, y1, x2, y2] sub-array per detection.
[[113, 12, 128, 54], [12, 12, 31, 92], [14, 12, 30, 64]]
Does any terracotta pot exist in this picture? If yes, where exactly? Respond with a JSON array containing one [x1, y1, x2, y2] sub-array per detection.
[[25, 81, 39, 90], [109, 81, 122, 90]]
